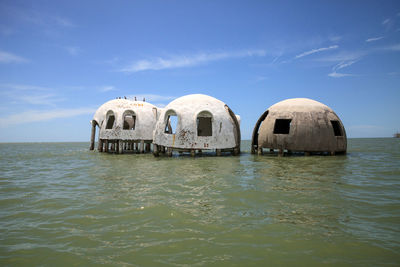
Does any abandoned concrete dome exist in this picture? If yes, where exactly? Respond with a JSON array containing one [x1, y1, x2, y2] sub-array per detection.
[[90, 98, 158, 153], [251, 98, 347, 156], [152, 94, 241, 156]]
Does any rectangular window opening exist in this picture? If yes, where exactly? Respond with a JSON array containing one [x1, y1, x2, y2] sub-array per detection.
[[165, 115, 178, 134], [273, 119, 291, 134], [197, 117, 212, 136], [331, 120, 343, 136]]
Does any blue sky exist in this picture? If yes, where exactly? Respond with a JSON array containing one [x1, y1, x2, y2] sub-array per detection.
[[0, 0, 399, 142]]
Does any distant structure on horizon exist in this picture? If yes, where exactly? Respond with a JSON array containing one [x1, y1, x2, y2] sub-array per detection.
[[90, 98, 158, 154], [394, 132, 400, 138], [251, 98, 347, 156]]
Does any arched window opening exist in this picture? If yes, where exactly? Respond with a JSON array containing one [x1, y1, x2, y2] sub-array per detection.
[[197, 111, 213, 136], [164, 111, 177, 134], [331, 120, 343, 136], [106, 112, 115, 129], [123, 111, 136, 130]]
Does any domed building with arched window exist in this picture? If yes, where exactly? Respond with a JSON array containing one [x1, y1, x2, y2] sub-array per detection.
[[90, 98, 158, 153], [251, 98, 347, 156], [152, 94, 241, 157]]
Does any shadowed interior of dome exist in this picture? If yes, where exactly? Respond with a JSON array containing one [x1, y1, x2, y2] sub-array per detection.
[[273, 119, 291, 134], [106, 115, 115, 129], [331, 120, 343, 136]]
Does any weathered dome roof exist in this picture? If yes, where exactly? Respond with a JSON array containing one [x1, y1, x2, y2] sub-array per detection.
[[166, 94, 226, 110], [153, 94, 241, 150], [93, 99, 158, 141], [92, 99, 156, 126], [253, 98, 347, 153]]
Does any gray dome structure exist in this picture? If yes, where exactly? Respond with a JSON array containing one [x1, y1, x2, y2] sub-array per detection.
[[152, 94, 241, 156], [90, 98, 158, 153], [251, 98, 347, 156]]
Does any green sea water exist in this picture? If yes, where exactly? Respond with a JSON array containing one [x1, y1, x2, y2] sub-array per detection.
[[0, 139, 399, 266]]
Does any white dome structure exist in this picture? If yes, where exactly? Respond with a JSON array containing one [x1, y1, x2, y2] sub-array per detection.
[[152, 94, 241, 156], [90, 98, 158, 153], [251, 98, 347, 156]]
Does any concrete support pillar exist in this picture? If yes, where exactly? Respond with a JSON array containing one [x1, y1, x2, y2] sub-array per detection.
[[118, 140, 123, 154], [278, 149, 284, 157], [98, 139, 103, 152], [190, 149, 195, 157], [104, 140, 109, 152], [257, 147, 263, 155], [153, 144, 159, 157], [330, 151, 335, 156], [140, 140, 145, 153], [216, 149, 221, 156], [90, 123, 96, 150], [233, 147, 240, 156], [111, 142, 115, 151], [167, 147, 172, 157]]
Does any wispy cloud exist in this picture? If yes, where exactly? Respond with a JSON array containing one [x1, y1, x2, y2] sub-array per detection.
[[366, 36, 384, 42], [53, 16, 75, 27], [328, 35, 342, 42], [382, 18, 391, 25], [0, 84, 49, 91], [119, 50, 266, 73], [0, 50, 29, 63], [333, 60, 358, 72], [382, 18, 394, 31], [328, 60, 358, 78], [314, 50, 364, 63], [18, 94, 64, 106], [328, 72, 354, 78], [295, 45, 339, 59], [382, 43, 400, 51], [0, 108, 96, 127], [0, 83, 64, 106], [99, 86, 116, 92], [65, 46, 81, 56]]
